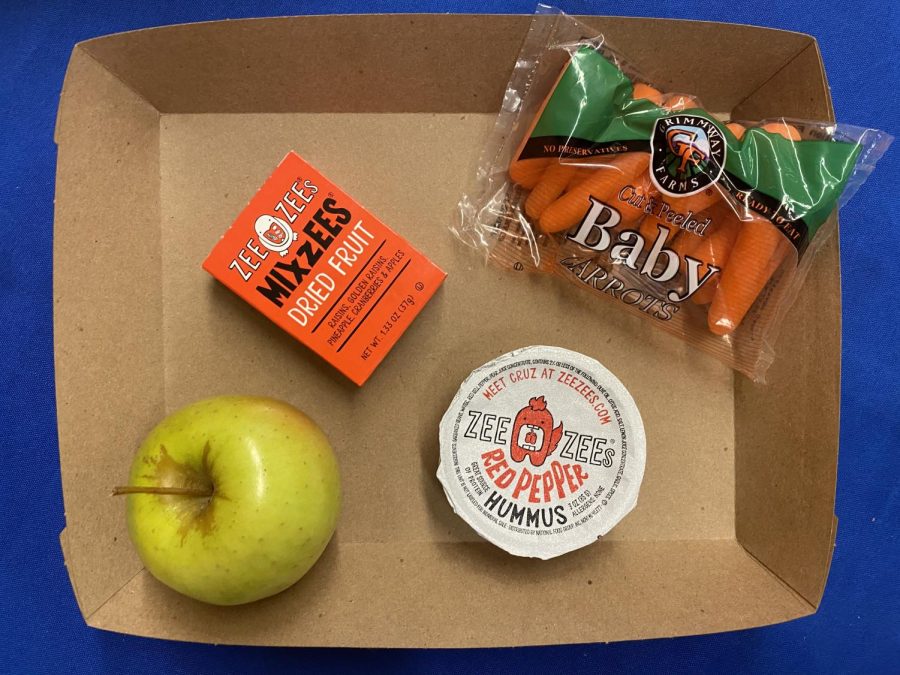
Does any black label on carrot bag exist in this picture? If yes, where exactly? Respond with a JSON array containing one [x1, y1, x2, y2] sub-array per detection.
[[718, 172, 812, 253], [519, 136, 649, 160]]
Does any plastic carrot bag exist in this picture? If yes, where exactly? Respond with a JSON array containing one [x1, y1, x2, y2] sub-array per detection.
[[455, 6, 891, 381]]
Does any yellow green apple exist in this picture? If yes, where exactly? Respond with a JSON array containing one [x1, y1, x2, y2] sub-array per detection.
[[116, 396, 341, 605]]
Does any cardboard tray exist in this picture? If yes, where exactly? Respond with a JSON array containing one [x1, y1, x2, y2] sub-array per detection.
[[53, 14, 840, 647]]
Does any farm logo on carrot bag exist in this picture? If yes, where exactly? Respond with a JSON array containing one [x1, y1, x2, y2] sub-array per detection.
[[437, 346, 646, 559], [650, 114, 727, 196]]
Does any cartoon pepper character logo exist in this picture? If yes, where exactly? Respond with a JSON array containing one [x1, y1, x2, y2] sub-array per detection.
[[254, 214, 298, 256], [510, 396, 564, 467]]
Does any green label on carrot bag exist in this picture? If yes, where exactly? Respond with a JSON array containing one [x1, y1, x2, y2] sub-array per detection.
[[521, 46, 862, 252]]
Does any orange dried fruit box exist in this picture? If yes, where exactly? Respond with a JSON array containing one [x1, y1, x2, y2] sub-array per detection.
[[203, 151, 446, 386]]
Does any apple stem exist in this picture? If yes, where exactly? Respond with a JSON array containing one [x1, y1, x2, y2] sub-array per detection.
[[111, 486, 213, 498]]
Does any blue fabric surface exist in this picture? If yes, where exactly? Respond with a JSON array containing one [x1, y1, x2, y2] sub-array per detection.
[[1, 1, 897, 672]]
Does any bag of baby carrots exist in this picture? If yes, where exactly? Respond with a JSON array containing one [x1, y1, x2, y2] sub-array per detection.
[[455, 6, 891, 381]]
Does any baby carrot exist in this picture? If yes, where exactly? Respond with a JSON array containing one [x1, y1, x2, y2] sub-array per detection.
[[617, 175, 655, 229], [565, 167, 595, 191], [707, 216, 788, 332], [641, 188, 734, 249], [663, 94, 699, 111], [672, 229, 697, 258], [666, 187, 722, 221], [538, 153, 651, 233], [707, 122, 801, 333], [509, 158, 551, 189], [761, 121, 801, 141], [578, 173, 653, 236], [692, 277, 719, 305], [632, 83, 665, 105], [727, 122, 747, 139], [669, 201, 728, 259], [525, 162, 579, 219], [689, 217, 740, 304], [638, 209, 678, 243]]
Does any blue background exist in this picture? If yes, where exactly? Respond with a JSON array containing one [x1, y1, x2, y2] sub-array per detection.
[[1, 1, 897, 672]]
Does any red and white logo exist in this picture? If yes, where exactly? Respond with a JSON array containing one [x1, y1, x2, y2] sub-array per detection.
[[438, 346, 646, 559], [254, 214, 298, 256], [510, 396, 563, 467]]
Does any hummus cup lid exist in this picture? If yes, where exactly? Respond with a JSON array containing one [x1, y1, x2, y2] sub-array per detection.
[[437, 346, 646, 559]]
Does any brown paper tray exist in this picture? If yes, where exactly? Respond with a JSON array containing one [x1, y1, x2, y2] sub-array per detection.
[[53, 14, 839, 646]]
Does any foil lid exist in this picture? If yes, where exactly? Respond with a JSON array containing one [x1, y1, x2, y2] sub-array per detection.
[[438, 346, 646, 559]]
